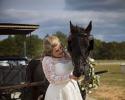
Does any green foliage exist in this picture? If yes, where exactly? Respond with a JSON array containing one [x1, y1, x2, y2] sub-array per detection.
[[0, 35, 42, 59], [53, 31, 68, 47], [26, 35, 43, 58], [95, 61, 125, 87], [0, 32, 125, 60], [93, 39, 125, 60], [0, 36, 18, 56]]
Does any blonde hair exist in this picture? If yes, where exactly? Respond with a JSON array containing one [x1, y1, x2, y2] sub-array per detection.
[[42, 35, 60, 56]]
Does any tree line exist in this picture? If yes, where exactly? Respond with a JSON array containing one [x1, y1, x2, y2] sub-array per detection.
[[0, 31, 125, 60]]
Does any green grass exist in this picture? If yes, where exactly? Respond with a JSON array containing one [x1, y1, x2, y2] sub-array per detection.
[[89, 60, 125, 99], [95, 61, 125, 87]]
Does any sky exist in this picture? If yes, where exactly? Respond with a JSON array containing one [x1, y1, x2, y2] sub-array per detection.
[[0, 0, 125, 42]]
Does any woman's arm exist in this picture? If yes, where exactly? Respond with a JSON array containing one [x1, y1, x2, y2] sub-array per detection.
[[42, 57, 71, 84]]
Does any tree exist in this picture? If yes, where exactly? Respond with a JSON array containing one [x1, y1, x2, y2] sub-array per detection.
[[0, 35, 18, 56], [0, 35, 43, 58], [26, 35, 43, 58], [1, 32, 125, 60], [53, 31, 68, 47]]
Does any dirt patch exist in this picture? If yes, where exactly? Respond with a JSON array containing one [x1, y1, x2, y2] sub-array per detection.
[[90, 84, 125, 100]]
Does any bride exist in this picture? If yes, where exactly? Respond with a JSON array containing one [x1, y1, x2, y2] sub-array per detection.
[[41, 35, 83, 100]]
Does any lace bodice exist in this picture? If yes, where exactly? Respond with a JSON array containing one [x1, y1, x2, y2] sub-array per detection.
[[42, 56, 74, 84]]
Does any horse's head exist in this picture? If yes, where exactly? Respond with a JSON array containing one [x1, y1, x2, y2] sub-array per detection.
[[67, 21, 94, 77]]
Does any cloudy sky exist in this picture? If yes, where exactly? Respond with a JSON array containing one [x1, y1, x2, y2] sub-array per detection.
[[0, 0, 125, 42]]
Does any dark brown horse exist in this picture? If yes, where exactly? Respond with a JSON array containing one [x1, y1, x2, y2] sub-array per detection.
[[24, 59, 49, 100]]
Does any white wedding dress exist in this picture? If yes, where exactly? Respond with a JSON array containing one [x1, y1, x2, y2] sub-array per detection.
[[42, 56, 83, 100]]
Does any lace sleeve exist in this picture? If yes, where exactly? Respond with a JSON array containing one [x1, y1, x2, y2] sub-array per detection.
[[42, 57, 70, 84]]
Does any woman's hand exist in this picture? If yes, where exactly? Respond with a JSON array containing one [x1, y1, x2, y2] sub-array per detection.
[[69, 75, 79, 80]]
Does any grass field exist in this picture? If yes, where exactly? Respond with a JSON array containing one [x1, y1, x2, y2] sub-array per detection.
[[88, 60, 125, 100]]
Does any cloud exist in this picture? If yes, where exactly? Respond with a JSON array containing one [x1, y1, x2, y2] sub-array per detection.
[[2, 8, 124, 24], [1, 9, 40, 19], [0, 9, 125, 38], [65, 0, 125, 11], [0, 0, 65, 11], [95, 33, 125, 42], [0, 0, 125, 41]]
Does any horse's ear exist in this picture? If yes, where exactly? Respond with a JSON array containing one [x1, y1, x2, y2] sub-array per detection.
[[70, 21, 74, 34], [70, 21, 73, 29], [85, 21, 92, 34]]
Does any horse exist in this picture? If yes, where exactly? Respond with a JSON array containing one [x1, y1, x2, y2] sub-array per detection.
[[23, 59, 49, 100], [67, 21, 94, 77], [67, 21, 94, 99]]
